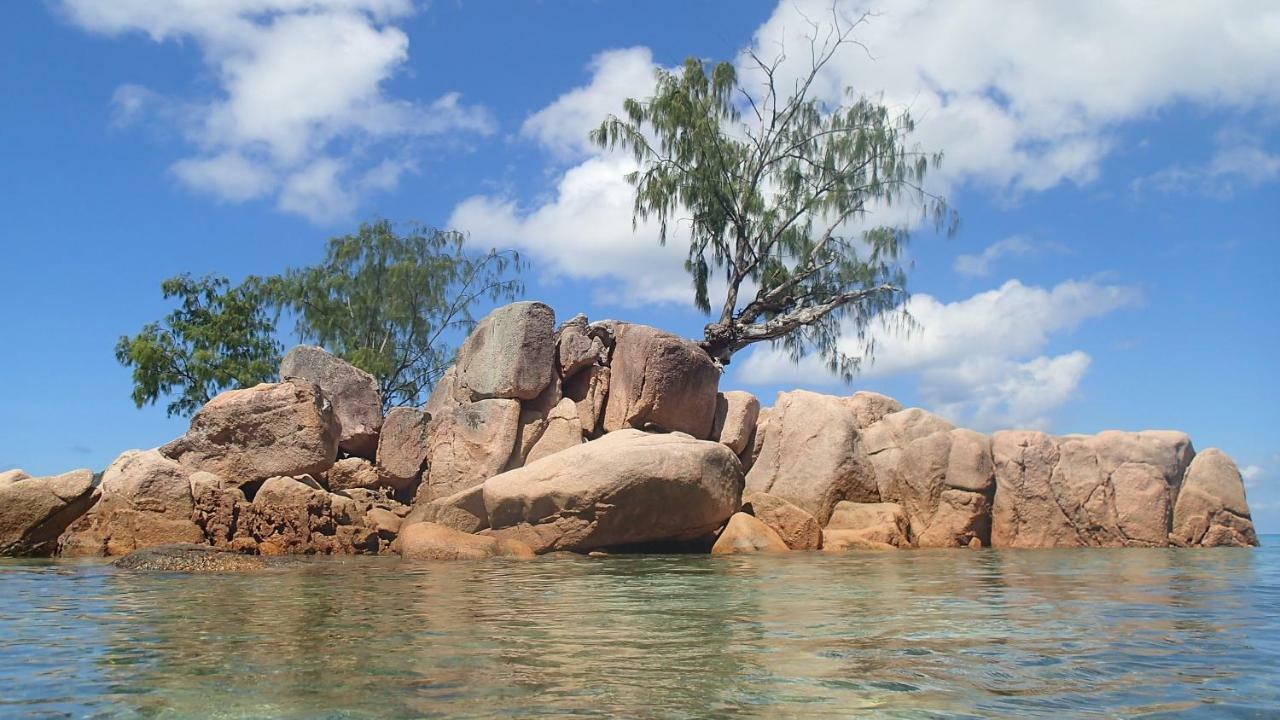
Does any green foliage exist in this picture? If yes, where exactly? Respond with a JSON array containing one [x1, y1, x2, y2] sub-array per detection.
[[115, 274, 282, 418], [273, 220, 524, 410], [591, 15, 956, 378]]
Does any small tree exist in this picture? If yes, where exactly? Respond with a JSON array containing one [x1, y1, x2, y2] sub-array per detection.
[[273, 220, 523, 410], [592, 14, 955, 377], [115, 274, 282, 417]]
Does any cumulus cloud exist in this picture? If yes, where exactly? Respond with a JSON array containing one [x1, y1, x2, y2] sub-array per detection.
[[61, 0, 494, 222], [746, 0, 1280, 194], [735, 278, 1142, 429]]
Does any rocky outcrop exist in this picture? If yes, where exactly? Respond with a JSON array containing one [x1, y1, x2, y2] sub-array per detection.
[[563, 365, 609, 436], [711, 512, 789, 554], [59, 449, 206, 556], [396, 522, 533, 561], [0, 470, 98, 556], [160, 380, 338, 488], [556, 314, 607, 378], [484, 430, 742, 554], [324, 457, 392, 493], [742, 492, 822, 550], [824, 501, 912, 550], [405, 485, 488, 534], [280, 345, 382, 458], [455, 301, 556, 401], [711, 391, 760, 457], [745, 390, 877, 523], [420, 399, 520, 503], [1171, 449, 1258, 547], [845, 391, 903, 429], [861, 410, 994, 548], [991, 430, 1196, 548], [602, 323, 720, 439]]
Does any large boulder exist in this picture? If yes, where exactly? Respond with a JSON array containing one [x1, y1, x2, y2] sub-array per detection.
[[376, 407, 431, 489], [711, 391, 760, 456], [711, 512, 789, 554], [1171, 448, 1258, 547], [861, 410, 993, 548], [0, 469, 98, 556], [280, 346, 383, 458], [483, 429, 742, 554], [160, 380, 338, 488], [419, 399, 520, 503], [59, 449, 206, 556], [455, 301, 556, 401], [325, 457, 394, 493], [556, 314, 607, 378], [602, 323, 720, 439], [525, 398, 584, 464], [744, 390, 877, 523], [396, 522, 533, 561], [742, 492, 822, 550], [990, 430, 1194, 548], [824, 501, 911, 550]]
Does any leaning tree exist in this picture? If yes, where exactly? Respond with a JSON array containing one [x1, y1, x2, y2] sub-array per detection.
[[591, 13, 955, 378]]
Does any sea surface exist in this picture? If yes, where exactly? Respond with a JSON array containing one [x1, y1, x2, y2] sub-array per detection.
[[1, 538, 1278, 719]]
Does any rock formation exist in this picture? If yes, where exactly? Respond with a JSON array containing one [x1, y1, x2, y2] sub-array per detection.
[[0, 299, 1257, 560]]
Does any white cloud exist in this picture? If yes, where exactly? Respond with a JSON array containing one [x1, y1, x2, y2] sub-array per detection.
[[61, 0, 493, 222], [1241, 464, 1263, 488], [450, 155, 697, 307], [954, 235, 1034, 277], [735, 278, 1141, 429], [745, 0, 1280, 194], [520, 47, 659, 160], [1132, 129, 1280, 198]]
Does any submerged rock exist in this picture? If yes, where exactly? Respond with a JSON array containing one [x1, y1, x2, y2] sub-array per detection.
[[112, 544, 298, 572], [711, 512, 789, 555], [396, 522, 533, 561], [741, 492, 823, 551]]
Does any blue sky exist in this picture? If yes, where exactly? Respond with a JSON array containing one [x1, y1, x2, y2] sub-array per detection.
[[2, 1, 1277, 529]]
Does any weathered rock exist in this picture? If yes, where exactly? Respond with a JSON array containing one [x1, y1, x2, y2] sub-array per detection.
[[711, 391, 760, 456], [525, 398, 584, 464], [556, 314, 605, 378], [742, 407, 771, 473], [0, 470, 98, 556], [562, 364, 609, 436], [745, 390, 877, 523], [711, 512, 789, 554], [824, 501, 911, 550], [844, 391, 903, 429], [507, 378, 563, 468], [325, 457, 394, 493], [991, 430, 1194, 548], [0, 469, 31, 487], [280, 345, 382, 458], [861, 410, 993, 548], [405, 484, 489, 534], [376, 407, 431, 489], [1172, 448, 1258, 547], [420, 399, 520, 502], [455, 301, 556, 401], [365, 507, 402, 537], [424, 366, 464, 419], [602, 323, 720, 439], [742, 492, 823, 551], [113, 544, 296, 572], [59, 449, 205, 557], [217, 475, 381, 555], [484, 429, 743, 554], [160, 380, 338, 488], [397, 522, 534, 561]]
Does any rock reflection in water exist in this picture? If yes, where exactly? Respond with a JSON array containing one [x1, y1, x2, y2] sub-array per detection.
[[0, 547, 1276, 718]]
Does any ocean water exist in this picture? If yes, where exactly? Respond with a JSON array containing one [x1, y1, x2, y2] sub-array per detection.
[[1, 539, 1277, 719]]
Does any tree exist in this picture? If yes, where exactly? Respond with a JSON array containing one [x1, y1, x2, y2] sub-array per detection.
[[591, 13, 955, 378], [115, 274, 282, 417], [273, 220, 523, 411]]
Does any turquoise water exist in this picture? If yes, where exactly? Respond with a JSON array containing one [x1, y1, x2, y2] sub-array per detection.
[[1, 539, 1277, 719]]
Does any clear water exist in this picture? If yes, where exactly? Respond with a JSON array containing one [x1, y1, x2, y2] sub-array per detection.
[[1, 539, 1277, 719]]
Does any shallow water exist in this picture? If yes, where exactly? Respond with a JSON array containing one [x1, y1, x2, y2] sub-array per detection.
[[1, 539, 1277, 719]]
